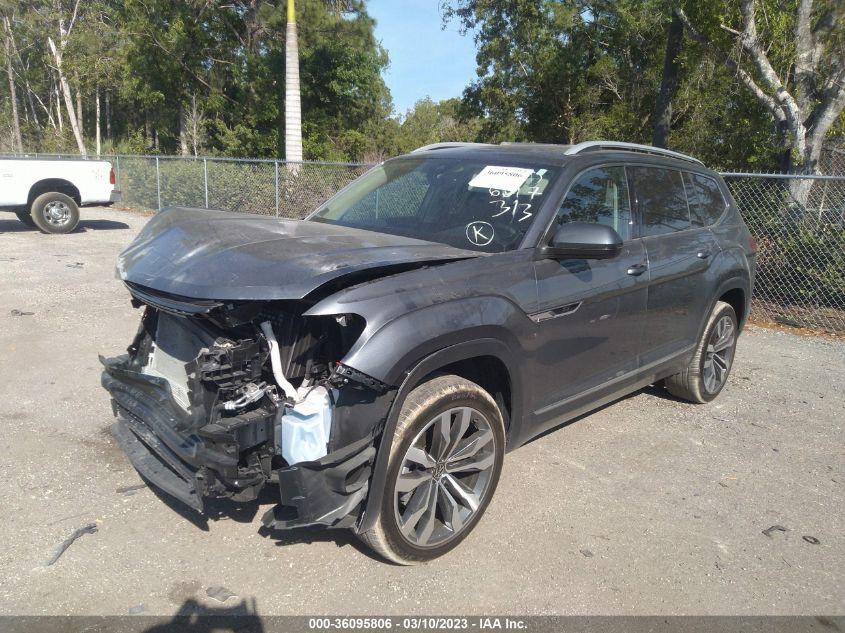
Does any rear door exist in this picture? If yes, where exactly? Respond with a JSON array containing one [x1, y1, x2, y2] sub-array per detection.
[[531, 165, 648, 422], [628, 165, 720, 364]]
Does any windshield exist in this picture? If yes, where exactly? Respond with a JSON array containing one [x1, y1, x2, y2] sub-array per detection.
[[309, 158, 560, 252]]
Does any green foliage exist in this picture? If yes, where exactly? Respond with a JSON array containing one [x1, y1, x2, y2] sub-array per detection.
[[442, 0, 843, 171], [1, 0, 393, 161], [394, 98, 482, 154]]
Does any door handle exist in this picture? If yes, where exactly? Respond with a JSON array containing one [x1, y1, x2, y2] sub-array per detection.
[[696, 250, 711, 259], [627, 263, 648, 276]]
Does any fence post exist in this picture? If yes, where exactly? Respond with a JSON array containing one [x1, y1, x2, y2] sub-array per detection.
[[274, 160, 280, 217], [115, 155, 121, 188], [155, 156, 161, 211], [203, 158, 209, 208]]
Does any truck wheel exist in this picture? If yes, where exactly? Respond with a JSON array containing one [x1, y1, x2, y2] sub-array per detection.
[[14, 208, 36, 227], [665, 301, 738, 403], [359, 375, 505, 564], [30, 192, 80, 234]]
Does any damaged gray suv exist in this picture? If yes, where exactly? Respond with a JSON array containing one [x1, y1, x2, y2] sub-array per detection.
[[102, 141, 756, 563]]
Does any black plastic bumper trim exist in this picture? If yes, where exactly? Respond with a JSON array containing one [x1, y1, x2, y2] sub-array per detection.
[[111, 418, 204, 512], [262, 438, 375, 531]]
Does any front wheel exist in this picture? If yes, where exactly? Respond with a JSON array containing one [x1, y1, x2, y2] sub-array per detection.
[[665, 301, 738, 403], [359, 375, 505, 564], [30, 192, 80, 234]]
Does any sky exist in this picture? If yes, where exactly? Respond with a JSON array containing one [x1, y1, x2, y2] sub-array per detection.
[[367, 0, 478, 116]]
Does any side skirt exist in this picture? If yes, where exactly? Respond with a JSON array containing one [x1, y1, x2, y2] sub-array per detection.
[[526, 346, 695, 442]]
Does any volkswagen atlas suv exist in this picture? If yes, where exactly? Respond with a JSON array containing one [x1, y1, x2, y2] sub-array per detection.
[[101, 141, 756, 563]]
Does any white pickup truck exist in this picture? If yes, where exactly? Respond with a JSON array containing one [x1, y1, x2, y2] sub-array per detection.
[[0, 157, 121, 234]]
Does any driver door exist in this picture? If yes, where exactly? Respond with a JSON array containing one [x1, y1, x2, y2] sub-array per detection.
[[530, 165, 649, 428]]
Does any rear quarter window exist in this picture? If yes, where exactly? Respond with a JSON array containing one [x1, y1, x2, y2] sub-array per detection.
[[684, 173, 727, 227], [629, 166, 690, 236]]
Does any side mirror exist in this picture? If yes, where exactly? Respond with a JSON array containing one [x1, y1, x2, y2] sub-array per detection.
[[540, 222, 623, 260]]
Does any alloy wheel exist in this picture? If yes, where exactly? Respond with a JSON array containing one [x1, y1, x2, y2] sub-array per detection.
[[393, 406, 497, 548], [703, 315, 735, 394]]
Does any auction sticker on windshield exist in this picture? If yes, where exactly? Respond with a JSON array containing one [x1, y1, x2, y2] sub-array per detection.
[[468, 166, 534, 192]]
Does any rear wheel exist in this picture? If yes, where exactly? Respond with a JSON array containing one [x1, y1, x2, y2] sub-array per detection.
[[14, 208, 36, 227], [665, 301, 738, 403], [359, 375, 505, 564], [30, 192, 80, 234]]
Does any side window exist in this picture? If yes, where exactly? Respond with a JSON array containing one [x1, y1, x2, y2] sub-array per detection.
[[630, 167, 690, 236], [554, 166, 632, 240], [684, 173, 727, 227]]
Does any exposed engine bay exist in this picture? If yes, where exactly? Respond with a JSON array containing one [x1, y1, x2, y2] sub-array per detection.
[[102, 281, 395, 530]]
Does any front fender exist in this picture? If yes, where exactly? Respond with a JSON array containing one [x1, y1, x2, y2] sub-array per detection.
[[339, 295, 532, 387]]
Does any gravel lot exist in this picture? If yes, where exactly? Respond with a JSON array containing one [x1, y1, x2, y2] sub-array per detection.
[[0, 207, 842, 616]]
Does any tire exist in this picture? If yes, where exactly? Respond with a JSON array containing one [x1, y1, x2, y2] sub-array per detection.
[[30, 192, 80, 234], [359, 374, 505, 564], [665, 301, 738, 403], [14, 208, 36, 227]]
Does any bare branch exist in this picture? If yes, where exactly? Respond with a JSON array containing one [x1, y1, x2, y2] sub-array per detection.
[[676, 6, 786, 123], [808, 64, 845, 147], [731, 61, 787, 122], [794, 0, 816, 111], [66, 0, 82, 38], [735, 0, 804, 131]]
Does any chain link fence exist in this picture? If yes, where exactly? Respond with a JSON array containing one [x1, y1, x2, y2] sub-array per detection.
[[4, 153, 372, 219], [722, 173, 845, 334], [4, 152, 844, 334]]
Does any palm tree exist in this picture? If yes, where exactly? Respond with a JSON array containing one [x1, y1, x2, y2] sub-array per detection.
[[284, 0, 303, 165]]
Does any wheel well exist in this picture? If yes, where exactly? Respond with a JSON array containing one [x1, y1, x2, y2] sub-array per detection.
[[417, 356, 512, 432], [28, 179, 81, 207], [719, 288, 746, 326]]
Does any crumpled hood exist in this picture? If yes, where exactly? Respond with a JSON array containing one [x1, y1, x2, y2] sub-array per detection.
[[117, 207, 480, 300]]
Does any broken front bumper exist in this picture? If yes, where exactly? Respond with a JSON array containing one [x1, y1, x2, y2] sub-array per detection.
[[102, 357, 378, 529]]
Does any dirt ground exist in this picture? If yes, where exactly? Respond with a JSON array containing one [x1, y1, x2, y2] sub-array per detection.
[[0, 207, 842, 616]]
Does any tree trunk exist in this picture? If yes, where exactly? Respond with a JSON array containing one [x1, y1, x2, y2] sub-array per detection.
[[54, 83, 63, 132], [284, 0, 303, 168], [105, 91, 111, 140], [95, 84, 101, 156], [47, 37, 86, 154], [652, 11, 684, 148], [190, 94, 200, 156], [75, 81, 82, 135], [2, 17, 23, 153], [179, 102, 189, 156], [788, 139, 825, 208]]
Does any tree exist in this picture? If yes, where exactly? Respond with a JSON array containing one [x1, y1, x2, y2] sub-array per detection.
[[444, 1, 670, 144], [652, 8, 684, 148], [2, 14, 23, 152], [46, 0, 86, 154], [676, 0, 845, 202], [395, 97, 482, 154]]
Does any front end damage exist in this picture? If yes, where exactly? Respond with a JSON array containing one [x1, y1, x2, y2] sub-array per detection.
[[101, 283, 395, 531]]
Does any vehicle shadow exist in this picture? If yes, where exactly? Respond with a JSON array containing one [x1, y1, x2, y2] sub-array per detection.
[[148, 480, 380, 560], [148, 482, 279, 531], [143, 598, 265, 633], [257, 521, 377, 559], [0, 218, 129, 233]]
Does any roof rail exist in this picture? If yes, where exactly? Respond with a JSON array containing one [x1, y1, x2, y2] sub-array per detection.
[[411, 142, 491, 153], [563, 141, 704, 166]]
